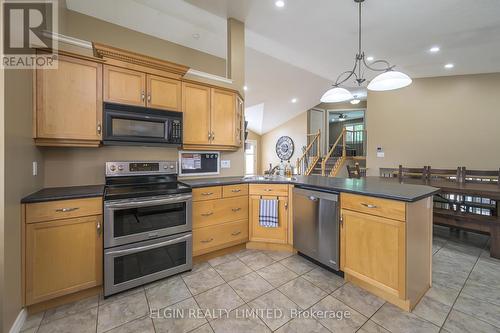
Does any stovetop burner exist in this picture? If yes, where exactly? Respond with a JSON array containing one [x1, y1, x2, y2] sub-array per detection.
[[104, 161, 192, 201]]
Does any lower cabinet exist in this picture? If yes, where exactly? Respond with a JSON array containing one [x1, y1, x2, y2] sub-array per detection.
[[248, 195, 289, 244], [341, 209, 405, 298], [192, 184, 249, 256], [23, 198, 103, 306]]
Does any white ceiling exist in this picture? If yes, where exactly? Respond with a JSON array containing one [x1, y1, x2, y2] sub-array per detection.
[[66, 0, 500, 134]]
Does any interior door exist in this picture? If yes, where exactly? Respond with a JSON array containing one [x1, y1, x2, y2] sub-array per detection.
[[25, 216, 102, 305], [249, 195, 288, 244], [103, 65, 146, 106], [182, 82, 211, 145], [147, 75, 181, 111], [211, 88, 236, 146], [36, 54, 102, 140]]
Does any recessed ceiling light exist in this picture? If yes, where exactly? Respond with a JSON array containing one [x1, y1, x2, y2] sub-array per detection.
[[275, 0, 285, 8], [444, 63, 454, 69], [350, 99, 361, 105], [192, 33, 200, 39], [366, 56, 374, 61], [243, 85, 248, 91], [429, 46, 440, 53], [291, 98, 297, 103]]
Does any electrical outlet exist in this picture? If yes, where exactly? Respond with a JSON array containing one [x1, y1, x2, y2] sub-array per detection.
[[221, 160, 231, 168], [32, 161, 38, 176]]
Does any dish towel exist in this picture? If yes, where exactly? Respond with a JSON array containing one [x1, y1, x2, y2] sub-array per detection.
[[259, 199, 279, 228]]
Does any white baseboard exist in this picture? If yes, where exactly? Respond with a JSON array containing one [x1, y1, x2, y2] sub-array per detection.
[[9, 308, 27, 333]]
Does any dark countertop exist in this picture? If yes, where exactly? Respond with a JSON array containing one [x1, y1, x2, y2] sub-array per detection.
[[21, 185, 105, 203], [181, 175, 439, 202]]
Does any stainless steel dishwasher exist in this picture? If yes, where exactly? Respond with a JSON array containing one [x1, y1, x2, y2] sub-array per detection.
[[293, 186, 340, 270]]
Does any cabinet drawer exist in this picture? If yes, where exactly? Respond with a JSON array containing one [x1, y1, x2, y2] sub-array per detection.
[[193, 196, 248, 229], [26, 197, 102, 223], [193, 220, 248, 256], [341, 193, 406, 222], [249, 184, 289, 197], [223, 184, 248, 198], [192, 186, 222, 202]]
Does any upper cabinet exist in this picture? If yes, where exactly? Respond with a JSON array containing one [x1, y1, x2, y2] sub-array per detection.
[[103, 66, 146, 106], [103, 65, 182, 111], [147, 75, 182, 111], [34, 54, 103, 147], [182, 82, 243, 151]]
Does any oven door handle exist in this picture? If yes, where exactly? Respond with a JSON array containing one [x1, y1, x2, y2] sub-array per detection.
[[105, 194, 192, 209], [106, 234, 191, 256]]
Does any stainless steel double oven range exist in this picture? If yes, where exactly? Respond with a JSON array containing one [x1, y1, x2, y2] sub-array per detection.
[[103, 161, 192, 297]]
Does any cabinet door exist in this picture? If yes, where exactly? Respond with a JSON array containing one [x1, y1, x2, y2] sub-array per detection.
[[182, 82, 211, 145], [147, 75, 181, 111], [103, 65, 146, 106], [249, 195, 288, 244], [36, 55, 102, 141], [341, 210, 405, 298], [235, 96, 244, 147], [211, 88, 237, 146], [25, 216, 103, 305]]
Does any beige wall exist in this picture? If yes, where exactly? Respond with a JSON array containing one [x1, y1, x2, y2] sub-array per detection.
[[261, 112, 308, 172], [366, 73, 500, 175], [59, 9, 226, 77], [246, 130, 262, 175], [2, 70, 44, 332]]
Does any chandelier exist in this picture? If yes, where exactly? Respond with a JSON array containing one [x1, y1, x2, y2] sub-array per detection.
[[321, 0, 412, 103]]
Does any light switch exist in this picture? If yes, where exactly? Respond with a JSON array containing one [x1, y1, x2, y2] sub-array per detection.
[[32, 161, 38, 176], [221, 160, 231, 168]]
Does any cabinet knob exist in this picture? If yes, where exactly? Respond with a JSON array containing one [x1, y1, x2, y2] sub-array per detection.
[[97, 123, 102, 134], [231, 207, 241, 212], [141, 91, 145, 101], [231, 189, 241, 193], [201, 192, 213, 196], [201, 212, 214, 217], [97, 221, 102, 236], [147, 94, 151, 102], [231, 231, 241, 236], [201, 238, 214, 243], [361, 203, 378, 209], [208, 132, 212, 140]]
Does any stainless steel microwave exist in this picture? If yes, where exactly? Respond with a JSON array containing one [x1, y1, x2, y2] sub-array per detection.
[[103, 102, 182, 146]]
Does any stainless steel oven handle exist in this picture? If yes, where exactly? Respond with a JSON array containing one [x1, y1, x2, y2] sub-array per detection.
[[105, 194, 192, 209], [106, 234, 191, 256]]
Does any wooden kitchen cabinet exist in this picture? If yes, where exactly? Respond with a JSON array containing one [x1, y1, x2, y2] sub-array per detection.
[[147, 74, 182, 111], [249, 195, 289, 244], [23, 198, 103, 306], [182, 82, 243, 150], [211, 88, 237, 146], [103, 65, 146, 106], [34, 53, 103, 147], [182, 82, 211, 145], [340, 193, 433, 311], [104, 66, 181, 111]]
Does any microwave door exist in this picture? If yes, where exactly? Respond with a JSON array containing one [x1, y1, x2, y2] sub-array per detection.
[[104, 110, 175, 145]]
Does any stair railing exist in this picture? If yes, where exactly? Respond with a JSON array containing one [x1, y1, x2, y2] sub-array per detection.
[[296, 129, 321, 175], [321, 128, 346, 176]]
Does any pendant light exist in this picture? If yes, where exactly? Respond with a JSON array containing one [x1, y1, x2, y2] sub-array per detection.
[[321, 0, 412, 103]]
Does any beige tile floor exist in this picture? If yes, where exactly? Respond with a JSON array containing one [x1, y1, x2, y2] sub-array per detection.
[[21, 226, 500, 333]]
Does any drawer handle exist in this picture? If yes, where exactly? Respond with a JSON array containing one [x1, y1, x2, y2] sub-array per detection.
[[55, 207, 79, 213], [231, 231, 241, 236], [201, 192, 213, 196], [231, 208, 241, 212], [361, 203, 378, 209], [201, 212, 214, 217], [231, 189, 241, 193], [264, 189, 273, 192], [201, 238, 214, 243]]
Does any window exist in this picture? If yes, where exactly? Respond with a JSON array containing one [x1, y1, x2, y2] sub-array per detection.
[[345, 123, 364, 143], [245, 140, 258, 175]]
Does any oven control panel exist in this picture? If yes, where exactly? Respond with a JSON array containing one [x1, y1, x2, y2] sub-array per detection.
[[106, 161, 177, 177]]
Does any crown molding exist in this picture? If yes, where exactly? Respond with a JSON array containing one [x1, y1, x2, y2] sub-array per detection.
[[92, 42, 189, 76]]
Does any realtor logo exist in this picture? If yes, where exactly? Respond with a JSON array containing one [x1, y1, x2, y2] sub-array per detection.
[[2, 0, 58, 68]]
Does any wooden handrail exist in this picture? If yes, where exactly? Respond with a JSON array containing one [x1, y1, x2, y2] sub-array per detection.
[[296, 129, 320, 175], [321, 128, 345, 176]]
